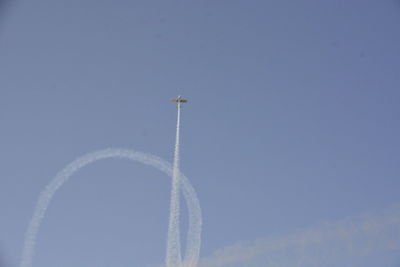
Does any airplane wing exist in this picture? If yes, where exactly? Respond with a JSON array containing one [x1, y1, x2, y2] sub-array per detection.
[[171, 98, 188, 103]]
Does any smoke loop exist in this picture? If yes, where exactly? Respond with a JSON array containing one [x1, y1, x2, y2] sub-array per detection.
[[20, 148, 202, 267]]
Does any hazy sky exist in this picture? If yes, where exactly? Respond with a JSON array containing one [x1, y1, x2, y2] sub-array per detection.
[[1, 1, 400, 266]]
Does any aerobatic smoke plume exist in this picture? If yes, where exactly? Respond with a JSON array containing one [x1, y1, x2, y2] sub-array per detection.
[[20, 105, 202, 267], [167, 104, 183, 267], [20, 101, 201, 267], [19, 149, 201, 267]]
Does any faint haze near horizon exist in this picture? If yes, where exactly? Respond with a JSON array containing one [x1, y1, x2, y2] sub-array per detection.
[[198, 204, 400, 267], [0, 0, 400, 266]]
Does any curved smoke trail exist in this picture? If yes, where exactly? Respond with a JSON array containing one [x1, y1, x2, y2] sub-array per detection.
[[167, 105, 182, 266], [19, 148, 202, 267]]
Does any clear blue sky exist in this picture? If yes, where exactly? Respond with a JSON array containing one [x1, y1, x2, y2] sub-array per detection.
[[1, 1, 400, 266]]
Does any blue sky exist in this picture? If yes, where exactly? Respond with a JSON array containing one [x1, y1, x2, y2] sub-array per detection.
[[1, 1, 400, 266]]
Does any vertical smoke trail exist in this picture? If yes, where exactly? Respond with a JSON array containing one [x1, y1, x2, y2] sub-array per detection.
[[166, 105, 182, 267], [19, 148, 201, 267]]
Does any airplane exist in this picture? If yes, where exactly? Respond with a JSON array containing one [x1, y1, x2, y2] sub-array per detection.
[[171, 95, 188, 107]]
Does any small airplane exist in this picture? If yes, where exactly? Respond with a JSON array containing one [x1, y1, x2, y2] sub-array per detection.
[[171, 95, 188, 108]]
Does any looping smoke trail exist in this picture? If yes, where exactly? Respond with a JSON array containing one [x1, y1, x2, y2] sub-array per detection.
[[19, 148, 202, 267]]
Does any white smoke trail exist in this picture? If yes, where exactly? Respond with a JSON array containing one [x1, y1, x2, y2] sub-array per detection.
[[166, 105, 182, 267], [19, 148, 202, 267], [199, 205, 400, 267]]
